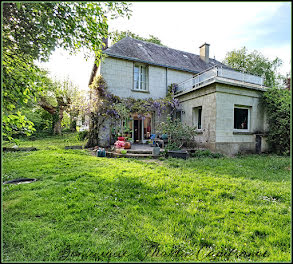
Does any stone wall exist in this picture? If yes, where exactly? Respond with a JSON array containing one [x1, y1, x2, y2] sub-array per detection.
[[176, 82, 269, 155], [97, 57, 195, 100], [177, 84, 217, 148]]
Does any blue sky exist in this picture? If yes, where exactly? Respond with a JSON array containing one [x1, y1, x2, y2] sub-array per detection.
[[39, 2, 291, 90], [243, 3, 291, 49]]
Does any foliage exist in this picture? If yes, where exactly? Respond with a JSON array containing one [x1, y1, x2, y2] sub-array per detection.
[[2, 134, 291, 262], [2, 112, 36, 142], [38, 78, 77, 134], [86, 76, 180, 147], [2, 51, 50, 140], [223, 47, 284, 87], [111, 30, 164, 46], [76, 130, 89, 141], [261, 87, 291, 155], [191, 149, 224, 158], [22, 107, 53, 135], [68, 90, 89, 132], [158, 115, 197, 150], [86, 75, 119, 147], [2, 2, 131, 141], [3, 2, 132, 61]]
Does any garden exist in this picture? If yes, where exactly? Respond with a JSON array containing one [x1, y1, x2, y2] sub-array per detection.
[[2, 133, 291, 262]]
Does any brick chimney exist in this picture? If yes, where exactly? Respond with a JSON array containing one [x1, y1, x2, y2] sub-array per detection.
[[199, 43, 210, 63]]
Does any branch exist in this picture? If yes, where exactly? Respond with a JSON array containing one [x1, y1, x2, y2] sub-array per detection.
[[39, 97, 56, 115]]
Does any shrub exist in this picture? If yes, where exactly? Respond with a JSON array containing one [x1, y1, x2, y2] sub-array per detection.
[[262, 87, 291, 155], [158, 115, 197, 150], [191, 149, 224, 158], [76, 130, 88, 141]]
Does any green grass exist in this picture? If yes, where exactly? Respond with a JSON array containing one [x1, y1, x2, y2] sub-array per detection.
[[2, 134, 291, 262]]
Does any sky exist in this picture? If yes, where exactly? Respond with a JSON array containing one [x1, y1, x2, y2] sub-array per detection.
[[39, 1, 291, 91]]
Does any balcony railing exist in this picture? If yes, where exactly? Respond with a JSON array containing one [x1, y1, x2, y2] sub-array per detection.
[[176, 66, 264, 94]]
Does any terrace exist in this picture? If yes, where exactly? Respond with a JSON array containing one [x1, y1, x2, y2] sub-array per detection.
[[175, 66, 266, 96]]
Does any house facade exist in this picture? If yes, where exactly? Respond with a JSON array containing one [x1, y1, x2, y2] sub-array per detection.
[[89, 37, 268, 155]]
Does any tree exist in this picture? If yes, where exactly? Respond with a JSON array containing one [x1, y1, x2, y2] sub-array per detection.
[[2, 56, 49, 141], [262, 87, 291, 155], [67, 90, 89, 132], [3, 2, 132, 61], [2, 2, 131, 140], [39, 78, 78, 135], [110, 30, 164, 46], [223, 47, 283, 87]]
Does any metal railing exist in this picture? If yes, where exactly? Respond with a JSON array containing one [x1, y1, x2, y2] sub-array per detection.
[[176, 66, 264, 94]]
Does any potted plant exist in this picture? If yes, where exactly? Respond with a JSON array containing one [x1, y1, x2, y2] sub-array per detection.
[[124, 137, 131, 149]]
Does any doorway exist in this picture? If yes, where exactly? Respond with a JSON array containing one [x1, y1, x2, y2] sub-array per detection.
[[134, 120, 142, 142]]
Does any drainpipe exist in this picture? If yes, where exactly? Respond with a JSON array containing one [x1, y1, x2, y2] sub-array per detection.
[[166, 68, 168, 95]]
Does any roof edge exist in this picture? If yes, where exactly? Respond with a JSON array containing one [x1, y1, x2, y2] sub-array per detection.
[[104, 52, 200, 74]]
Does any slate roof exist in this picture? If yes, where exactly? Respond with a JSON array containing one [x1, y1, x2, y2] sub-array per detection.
[[89, 36, 230, 85]]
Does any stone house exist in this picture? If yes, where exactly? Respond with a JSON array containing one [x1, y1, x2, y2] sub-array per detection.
[[88, 37, 268, 155]]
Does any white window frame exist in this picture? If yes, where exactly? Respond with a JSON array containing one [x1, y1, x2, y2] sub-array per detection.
[[133, 64, 148, 91], [192, 106, 203, 131], [233, 105, 251, 132]]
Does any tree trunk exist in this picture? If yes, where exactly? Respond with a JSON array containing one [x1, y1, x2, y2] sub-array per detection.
[[53, 109, 64, 135], [70, 116, 77, 132], [85, 113, 105, 148], [39, 96, 69, 135]]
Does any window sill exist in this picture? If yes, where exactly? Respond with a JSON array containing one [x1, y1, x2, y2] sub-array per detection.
[[196, 130, 203, 134], [131, 89, 150, 93], [233, 131, 253, 135]]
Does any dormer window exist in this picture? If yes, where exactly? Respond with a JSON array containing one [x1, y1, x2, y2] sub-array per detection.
[[134, 64, 148, 91]]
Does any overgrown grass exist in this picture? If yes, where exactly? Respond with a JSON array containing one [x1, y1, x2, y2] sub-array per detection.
[[2, 134, 291, 262]]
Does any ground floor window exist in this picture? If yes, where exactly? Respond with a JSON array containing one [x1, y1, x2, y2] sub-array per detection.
[[192, 106, 202, 130], [234, 106, 250, 130]]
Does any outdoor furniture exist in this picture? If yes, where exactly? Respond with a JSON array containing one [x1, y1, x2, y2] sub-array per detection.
[[153, 138, 164, 148]]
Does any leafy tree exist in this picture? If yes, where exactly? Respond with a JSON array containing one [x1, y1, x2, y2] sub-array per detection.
[[3, 2, 132, 61], [261, 87, 291, 155], [2, 56, 49, 141], [110, 30, 164, 46], [223, 47, 283, 87], [67, 90, 89, 132], [38, 78, 82, 135], [2, 2, 131, 140]]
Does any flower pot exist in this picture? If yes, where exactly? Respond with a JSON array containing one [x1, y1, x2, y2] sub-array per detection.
[[124, 142, 131, 149], [152, 147, 161, 156], [96, 148, 106, 157]]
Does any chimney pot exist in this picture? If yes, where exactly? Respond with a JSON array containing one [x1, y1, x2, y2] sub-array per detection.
[[199, 43, 210, 63]]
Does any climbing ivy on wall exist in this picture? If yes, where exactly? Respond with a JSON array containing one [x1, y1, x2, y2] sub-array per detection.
[[85, 75, 180, 147]]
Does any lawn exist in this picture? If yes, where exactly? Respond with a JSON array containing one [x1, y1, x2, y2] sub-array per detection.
[[2, 133, 291, 262]]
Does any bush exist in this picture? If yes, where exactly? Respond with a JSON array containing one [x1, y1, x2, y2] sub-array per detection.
[[158, 115, 197, 150], [262, 87, 291, 155], [191, 149, 224, 158], [76, 130, 88, 141]]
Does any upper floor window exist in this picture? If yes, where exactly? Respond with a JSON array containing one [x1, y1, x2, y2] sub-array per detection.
[[234, 106, 250, 131], [134, 65, 147, 91]]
